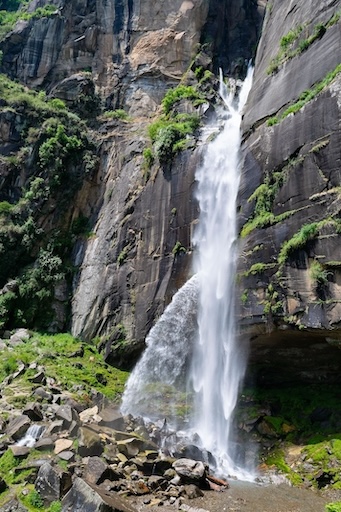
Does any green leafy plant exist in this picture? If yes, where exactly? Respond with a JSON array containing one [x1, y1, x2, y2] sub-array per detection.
[[326, 503, 341, 512], [172, 241, 186, 255], [103, 109, 128, 120], [278, 223, 319, 267]]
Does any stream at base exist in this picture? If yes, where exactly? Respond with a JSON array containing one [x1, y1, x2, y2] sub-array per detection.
[[130, 480, 334, 512]]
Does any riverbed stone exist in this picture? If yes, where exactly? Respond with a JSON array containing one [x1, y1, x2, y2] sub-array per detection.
[[172, 459, 207, 484], [6, 415, 31, 441]]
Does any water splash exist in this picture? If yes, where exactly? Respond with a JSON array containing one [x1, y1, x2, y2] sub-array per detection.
[[121, 275, 199, 421], [189, 66, 254, 479]]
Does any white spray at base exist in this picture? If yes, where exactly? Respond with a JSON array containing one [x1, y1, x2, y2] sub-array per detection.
[[189, 66, 254, 479], [121, 67, 254, 479]]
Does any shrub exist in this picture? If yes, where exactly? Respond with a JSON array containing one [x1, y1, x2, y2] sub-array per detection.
[[325, 502, 341, 512], [103, 109, 128, 120], [172, 241, 186, 255], [143, 147, 154, 169], [27, 489, 44, 508], [162, 85, 204, 114], [278, 223, 319, 266]]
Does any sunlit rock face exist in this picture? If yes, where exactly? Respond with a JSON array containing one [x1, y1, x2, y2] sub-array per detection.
[[0, 0, 263, 348], [238, 0, 341, 349]]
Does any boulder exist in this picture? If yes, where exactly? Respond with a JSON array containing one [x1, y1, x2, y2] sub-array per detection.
[[35, 462, 62, 504], [23, 402, 43, 422], [9, 446, 30, 458], [0, 498, 28, 511], [55, 405, 80, 429], [54, 439, 73, 455], [172, 459, 207, 484], [84, 456, 121, 485], [35, 462, 72, 504], [98, 407, 125, 431], [62, 477, 137, 511], [78, 427, 103, 457], [6, 415, 31, 441]]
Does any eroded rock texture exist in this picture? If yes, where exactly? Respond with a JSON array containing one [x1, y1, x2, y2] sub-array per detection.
[[0, 0, 263, 358], [237, 0, 341, 380]]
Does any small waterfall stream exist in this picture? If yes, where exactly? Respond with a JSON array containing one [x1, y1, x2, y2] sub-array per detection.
[[121, 68, 253, 478]]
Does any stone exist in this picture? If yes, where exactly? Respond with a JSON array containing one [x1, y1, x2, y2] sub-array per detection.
[[98, 407, 125, 431], [35, 462, 61, 504], [183, 484, 204, 499], [9, 446, 30, 458], [172, 459, 207, 484], [55, 405, 80, 429], [23, 402, 43, 422], [80, 406, 99, 424], [57, 451, 75, 462], [29, 371, 46, 385], [6, 415, 31, 441], [62, 477, 137, 512], [34, 438, 55, 451], [84, 456, 120, 485], [54, 439, 73, 455], [33, 387, 53, 402], [0, 498, 28, 511], [147, 475, 167, 491], [78, 427, 103, 457]]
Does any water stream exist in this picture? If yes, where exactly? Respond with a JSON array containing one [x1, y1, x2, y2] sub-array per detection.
[[189, 67, 254, 478], [121, 68, 254, 478]]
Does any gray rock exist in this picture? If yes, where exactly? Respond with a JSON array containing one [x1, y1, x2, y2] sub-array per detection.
[[172, 459, 207, 484], [84, 456, 120, 485], [78, 427, 103, 457], [35, 462, 61, 504], [6, 415, 31, 441], [62, 477, 137, 511], [55, 405, 80, 429], [23, 402, 43, 422]]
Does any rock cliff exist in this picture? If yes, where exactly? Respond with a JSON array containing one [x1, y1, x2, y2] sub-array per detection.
[[237, 0, 341, 383], [0, 0, 264, 363]]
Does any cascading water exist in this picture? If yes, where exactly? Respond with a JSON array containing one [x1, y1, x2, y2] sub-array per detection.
[[121, 67, 253, 478], [189, 66, 253, 478]]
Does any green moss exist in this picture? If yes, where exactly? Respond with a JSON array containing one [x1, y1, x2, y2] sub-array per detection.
[[242, 262, 276, 277], [0, 4, 56, 41], [172, 241, 186, 255], [310, 260, 330, 286]]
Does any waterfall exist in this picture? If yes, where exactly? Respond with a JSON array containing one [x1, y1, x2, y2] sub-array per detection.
[[16, 424, 45, 448], [121, 67, 253, 478], [190, 66, 253, 478]]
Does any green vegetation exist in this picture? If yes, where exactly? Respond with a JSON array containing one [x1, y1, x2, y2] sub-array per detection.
[[241, 156, 305, 238], [267, 63, 341, 126], [278, 223, 319, 266], [267, 12, 340, 75], [326, 503, 341, 512], [310, 260, 330, 287], [148, 84, 204, 163], [103, 109, 129, 120], [0, 4, 56, 41], [242, 262, 276, 277], [161, 85, 204, 115], [0, 74, 97, 331], [117, 247, 128, 266], [172, 241, 186, 256], [0, 332, 129, 400]]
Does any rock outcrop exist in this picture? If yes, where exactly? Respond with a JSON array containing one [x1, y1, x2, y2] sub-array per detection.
[[237, 0, 341, 383], [0, 0, 264, 355]]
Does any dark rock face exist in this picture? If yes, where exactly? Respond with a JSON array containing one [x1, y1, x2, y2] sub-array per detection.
[[0, 0, 262, 353], [237, 0, 341, 375]]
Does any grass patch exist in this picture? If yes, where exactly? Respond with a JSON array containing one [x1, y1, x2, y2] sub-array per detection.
[[278, 223, 319, 266], [0, 4, 56, 41], [267, 63, 341, 125], [0, 332, 129, 402]]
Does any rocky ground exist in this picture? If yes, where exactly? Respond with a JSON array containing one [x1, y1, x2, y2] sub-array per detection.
[[0, 329, 340, 511]]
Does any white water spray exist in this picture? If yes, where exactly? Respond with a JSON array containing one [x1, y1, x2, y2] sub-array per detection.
[[190, 66, 253, 478], [121, 67, 253, 478]]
